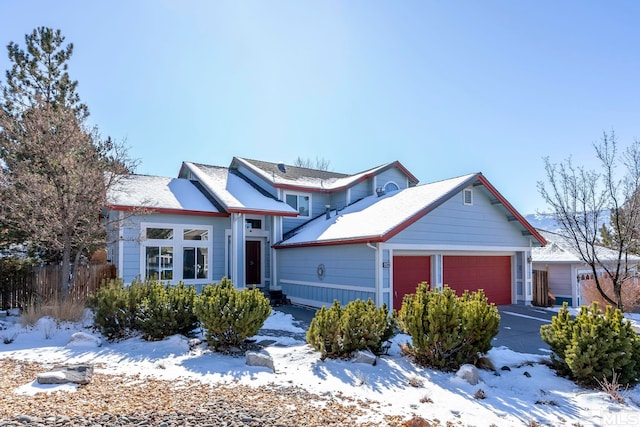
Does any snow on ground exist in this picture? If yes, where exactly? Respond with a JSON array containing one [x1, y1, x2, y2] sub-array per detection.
[[1, 308, 640, 426]]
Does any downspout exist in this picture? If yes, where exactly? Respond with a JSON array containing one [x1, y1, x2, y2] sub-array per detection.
[[118, 211, 124, 280], [366, 242, 381, 306]]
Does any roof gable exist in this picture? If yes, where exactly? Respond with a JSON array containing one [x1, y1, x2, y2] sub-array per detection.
[[182, 162, 298, 216], [107, 175, 225, 217], [233, 157, 419, 192], [275, 173, 545, 248]]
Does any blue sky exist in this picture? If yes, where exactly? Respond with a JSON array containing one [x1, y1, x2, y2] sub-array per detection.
[[1, 1, 639, 214]]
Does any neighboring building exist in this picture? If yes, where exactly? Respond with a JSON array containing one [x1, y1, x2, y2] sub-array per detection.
[[106, 157, 546, 309], [531, 228, 640, 307]]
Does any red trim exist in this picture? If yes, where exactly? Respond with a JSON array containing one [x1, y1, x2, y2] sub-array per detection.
[[228, 208, 299, 217], [476, 175, 547, 246], [109, 205, 229, 217], [273, 235, 384, 249]]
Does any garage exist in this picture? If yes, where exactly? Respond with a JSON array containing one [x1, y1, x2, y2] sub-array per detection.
[[443, 255, 512, 305], [392, 256, 431, 310]]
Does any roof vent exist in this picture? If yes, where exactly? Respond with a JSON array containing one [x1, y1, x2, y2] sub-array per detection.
[[277, 162, 287, 173]]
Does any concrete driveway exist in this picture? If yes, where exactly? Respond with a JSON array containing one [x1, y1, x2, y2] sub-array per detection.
[[276, 303, 557, 356]]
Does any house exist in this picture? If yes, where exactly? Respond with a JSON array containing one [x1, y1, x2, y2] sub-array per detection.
[[106, 157, 546, 309], [532, 228, 640, 307]]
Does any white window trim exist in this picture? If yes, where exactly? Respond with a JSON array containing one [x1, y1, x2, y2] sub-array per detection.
[[283, 191, 312, 218], [140, 222, 213, 284], [463, 188, 473, 206]]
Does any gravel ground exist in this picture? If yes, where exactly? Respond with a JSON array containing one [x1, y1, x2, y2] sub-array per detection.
[[0, 358, 420, 427]]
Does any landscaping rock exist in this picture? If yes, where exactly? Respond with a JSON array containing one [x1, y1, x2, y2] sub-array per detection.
[[455, 364, 480, 385], [37, 364, 94, 385], [245, 351, 275, 372], [352, 350, 377, 365]]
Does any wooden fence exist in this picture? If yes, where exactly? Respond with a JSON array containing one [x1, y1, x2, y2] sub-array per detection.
[[532, 269, 550, 307], [0, 264, 116, 310]]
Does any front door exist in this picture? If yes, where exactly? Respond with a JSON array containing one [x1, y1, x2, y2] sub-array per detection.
[[245, 240, 261, 286]]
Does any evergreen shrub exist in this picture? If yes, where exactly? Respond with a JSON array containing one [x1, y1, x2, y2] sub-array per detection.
[[92, 279, 140, 340], [397, 284, 500, 371], [136, 281, 198, 340], [306, 298, 395, 359], [540, 302, 640, 387], [194, 278, 271, 349]]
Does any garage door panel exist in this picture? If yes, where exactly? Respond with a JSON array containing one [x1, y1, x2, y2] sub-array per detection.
[[393, 256, 431, 311], [444, 256, 511, 305]]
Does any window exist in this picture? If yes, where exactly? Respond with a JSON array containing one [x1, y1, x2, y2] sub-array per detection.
[[463, 188, 473, 206], [285, 193, 311, 217], [183, 247, 208, 279], [384, 182, 400, 193], [184, 228, 208, 240], [145, 246, 173, 280], [147, 228, 173, 239], [141, 223, 212, 282], [245, 218, 262, 230]]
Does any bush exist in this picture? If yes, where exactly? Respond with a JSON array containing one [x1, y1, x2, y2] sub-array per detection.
[[397, 284, 500, 371], [92, 279, 138, 340], [540, 302, 640, 387], [194, 278, 271, 349], [306, 298, 395, 359], [92, 279, 198, 341], [136, 281, 198, 340]]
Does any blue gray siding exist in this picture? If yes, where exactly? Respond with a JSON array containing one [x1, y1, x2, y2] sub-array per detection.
[[377, 167, 409, 190], [277, 244, 376, 308], [349, 179, 371, 203], [388, 188, 531, 247]]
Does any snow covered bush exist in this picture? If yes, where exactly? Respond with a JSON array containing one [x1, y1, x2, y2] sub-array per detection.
[[540, 302, 640, 387], [397, 284, 500, 371], [306, 298, 395, 359], [136, 281, 198, 341], [194, 278, 271, 349]]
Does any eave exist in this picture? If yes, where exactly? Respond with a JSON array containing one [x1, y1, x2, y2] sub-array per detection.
[[108, 205, 229, 218]]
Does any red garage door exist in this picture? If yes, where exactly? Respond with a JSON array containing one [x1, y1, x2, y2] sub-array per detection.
[[443, 256, 512, 305], [393, 256, 431, 310]]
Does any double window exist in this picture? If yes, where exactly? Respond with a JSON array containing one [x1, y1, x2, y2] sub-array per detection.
[[142, 224, 211, 282], [285, 192, 311, 217]]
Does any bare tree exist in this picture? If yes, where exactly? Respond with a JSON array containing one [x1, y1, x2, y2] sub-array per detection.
[[538, 131, 640, 310], [293, 156, 331, 171], [0, 101, 133, 296], [0, 27, 135, 297]]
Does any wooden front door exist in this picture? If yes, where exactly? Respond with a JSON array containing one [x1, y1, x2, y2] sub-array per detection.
[[245, 240, 261, 286]]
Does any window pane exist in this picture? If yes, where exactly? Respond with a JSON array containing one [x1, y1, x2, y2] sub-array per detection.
[[146, 228, 173, 239], [184, 229, 208, 241], [245, 219, 262, 229], [298, 196, 309, 216], [183, 247, 195, 279], [285, 194, 298, 209], [145, 247, 160, 280], [160, 246, 173, 280], [197, 247, 208, 279]]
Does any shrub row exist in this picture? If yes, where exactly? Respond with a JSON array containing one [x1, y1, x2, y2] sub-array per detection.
[[92, 278, 271, 347], [306, 284, 500, 371]]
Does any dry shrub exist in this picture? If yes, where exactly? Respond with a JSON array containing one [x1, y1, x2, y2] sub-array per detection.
[[581, 276, 640, 312], [20, 298, 87, 326]]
